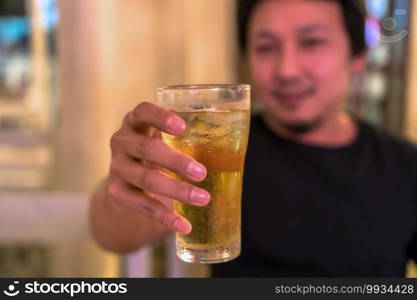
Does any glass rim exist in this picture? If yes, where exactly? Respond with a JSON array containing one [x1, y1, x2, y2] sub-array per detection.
[[157, 83, 250, 92]]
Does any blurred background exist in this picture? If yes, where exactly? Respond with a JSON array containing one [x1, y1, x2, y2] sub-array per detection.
[[0, 0, 416, 277]]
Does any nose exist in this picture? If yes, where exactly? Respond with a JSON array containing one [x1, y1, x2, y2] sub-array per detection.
[[274, 44, 301, 81]]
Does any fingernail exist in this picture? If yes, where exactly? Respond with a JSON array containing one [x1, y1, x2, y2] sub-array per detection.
[[173, 217, 191, 234], [166, 116, 185, 135], [190, 188, 210, 206], [186, 162, 207, 181]]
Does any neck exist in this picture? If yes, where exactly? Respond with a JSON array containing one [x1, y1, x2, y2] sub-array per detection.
[[263, 111, 358, 148]]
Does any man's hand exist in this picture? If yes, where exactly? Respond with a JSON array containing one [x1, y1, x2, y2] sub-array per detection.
[[107, 101, 210, 234]]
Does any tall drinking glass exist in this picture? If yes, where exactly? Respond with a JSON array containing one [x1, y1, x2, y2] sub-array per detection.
[[157, 84, 250, 264]]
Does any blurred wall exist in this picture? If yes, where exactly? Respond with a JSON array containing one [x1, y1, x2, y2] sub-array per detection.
[[56, 0, 237, 191], [54, 0, 417, 278], [56, 0, 237, 277], [1, 0, 416, 278]]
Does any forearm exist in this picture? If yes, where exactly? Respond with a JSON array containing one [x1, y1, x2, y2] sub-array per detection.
[[88, 178, 170, 254]]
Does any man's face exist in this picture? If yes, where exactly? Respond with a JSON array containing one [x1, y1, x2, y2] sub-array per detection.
[[248, 0, 364, 131]]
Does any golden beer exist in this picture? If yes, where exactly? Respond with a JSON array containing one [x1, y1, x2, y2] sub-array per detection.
[[162, 109, 250, 263]]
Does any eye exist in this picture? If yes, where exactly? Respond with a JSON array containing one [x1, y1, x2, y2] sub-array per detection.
[[254, 44, 275, 54], [300, 38, 326, 49]]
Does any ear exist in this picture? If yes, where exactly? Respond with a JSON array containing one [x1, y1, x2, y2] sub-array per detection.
[[350, 52, 367, 75]]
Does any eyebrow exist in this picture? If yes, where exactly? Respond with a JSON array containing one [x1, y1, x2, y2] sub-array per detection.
[[297, 24, 329, 34], [253, 30, 276, 40], [253, 24, 329, 40]]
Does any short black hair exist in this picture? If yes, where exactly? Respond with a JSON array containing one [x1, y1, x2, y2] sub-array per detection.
[[237, 0, 366, 57]]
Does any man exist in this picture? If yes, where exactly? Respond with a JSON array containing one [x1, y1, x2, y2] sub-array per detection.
[[89, 0, 417, 276]]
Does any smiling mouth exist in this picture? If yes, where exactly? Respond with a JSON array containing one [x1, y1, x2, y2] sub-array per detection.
[[272, 87, 315, 106]]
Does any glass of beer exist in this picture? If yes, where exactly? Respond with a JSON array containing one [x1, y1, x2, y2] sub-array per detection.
[[157, 84, 250, 264]]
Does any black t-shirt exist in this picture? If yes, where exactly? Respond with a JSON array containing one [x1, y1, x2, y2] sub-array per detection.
[[211, 114, 417, 277]]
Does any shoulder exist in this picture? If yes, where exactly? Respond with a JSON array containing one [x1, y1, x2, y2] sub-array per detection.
[[358, 118, 417, 161]]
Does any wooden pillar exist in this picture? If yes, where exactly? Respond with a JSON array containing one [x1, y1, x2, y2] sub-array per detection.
[[55, 0, 121, 277], [56, 0, 108, 191]]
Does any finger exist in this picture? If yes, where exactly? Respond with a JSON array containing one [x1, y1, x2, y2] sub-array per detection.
[[118, 134, 206, 182], [127, 101, 186, 135], [111, 157, 210, 206], [108, 179, 192, 234]]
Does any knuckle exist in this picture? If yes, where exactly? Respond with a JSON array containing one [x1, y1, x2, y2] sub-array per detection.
[[134, 102, 151, 120], [107, 181, 122, 200], [173, 181, 191, 202], [150, 208, 170, 227], [122, 111, 131, 125], [135, 136, 147, 158], [136, 193, 173, 227], [106, 181, 133, 213], [137, 137, 166, 162], [179, 155, 192, 174], [139, 169, 160, 190], [151, 138, 165, 150], [159, 212, 172, 227], [137, 101, 151, 111], [109, 131, 121, 151], [170, 153, 191, 175], [149, 206, 163, 222], [141, 199, 162, 221], [109, 159, 122, 175], [136, 136, 153, 159]]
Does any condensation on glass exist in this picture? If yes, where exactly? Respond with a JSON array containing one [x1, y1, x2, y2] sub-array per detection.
[[157, 84, 251, 264]]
